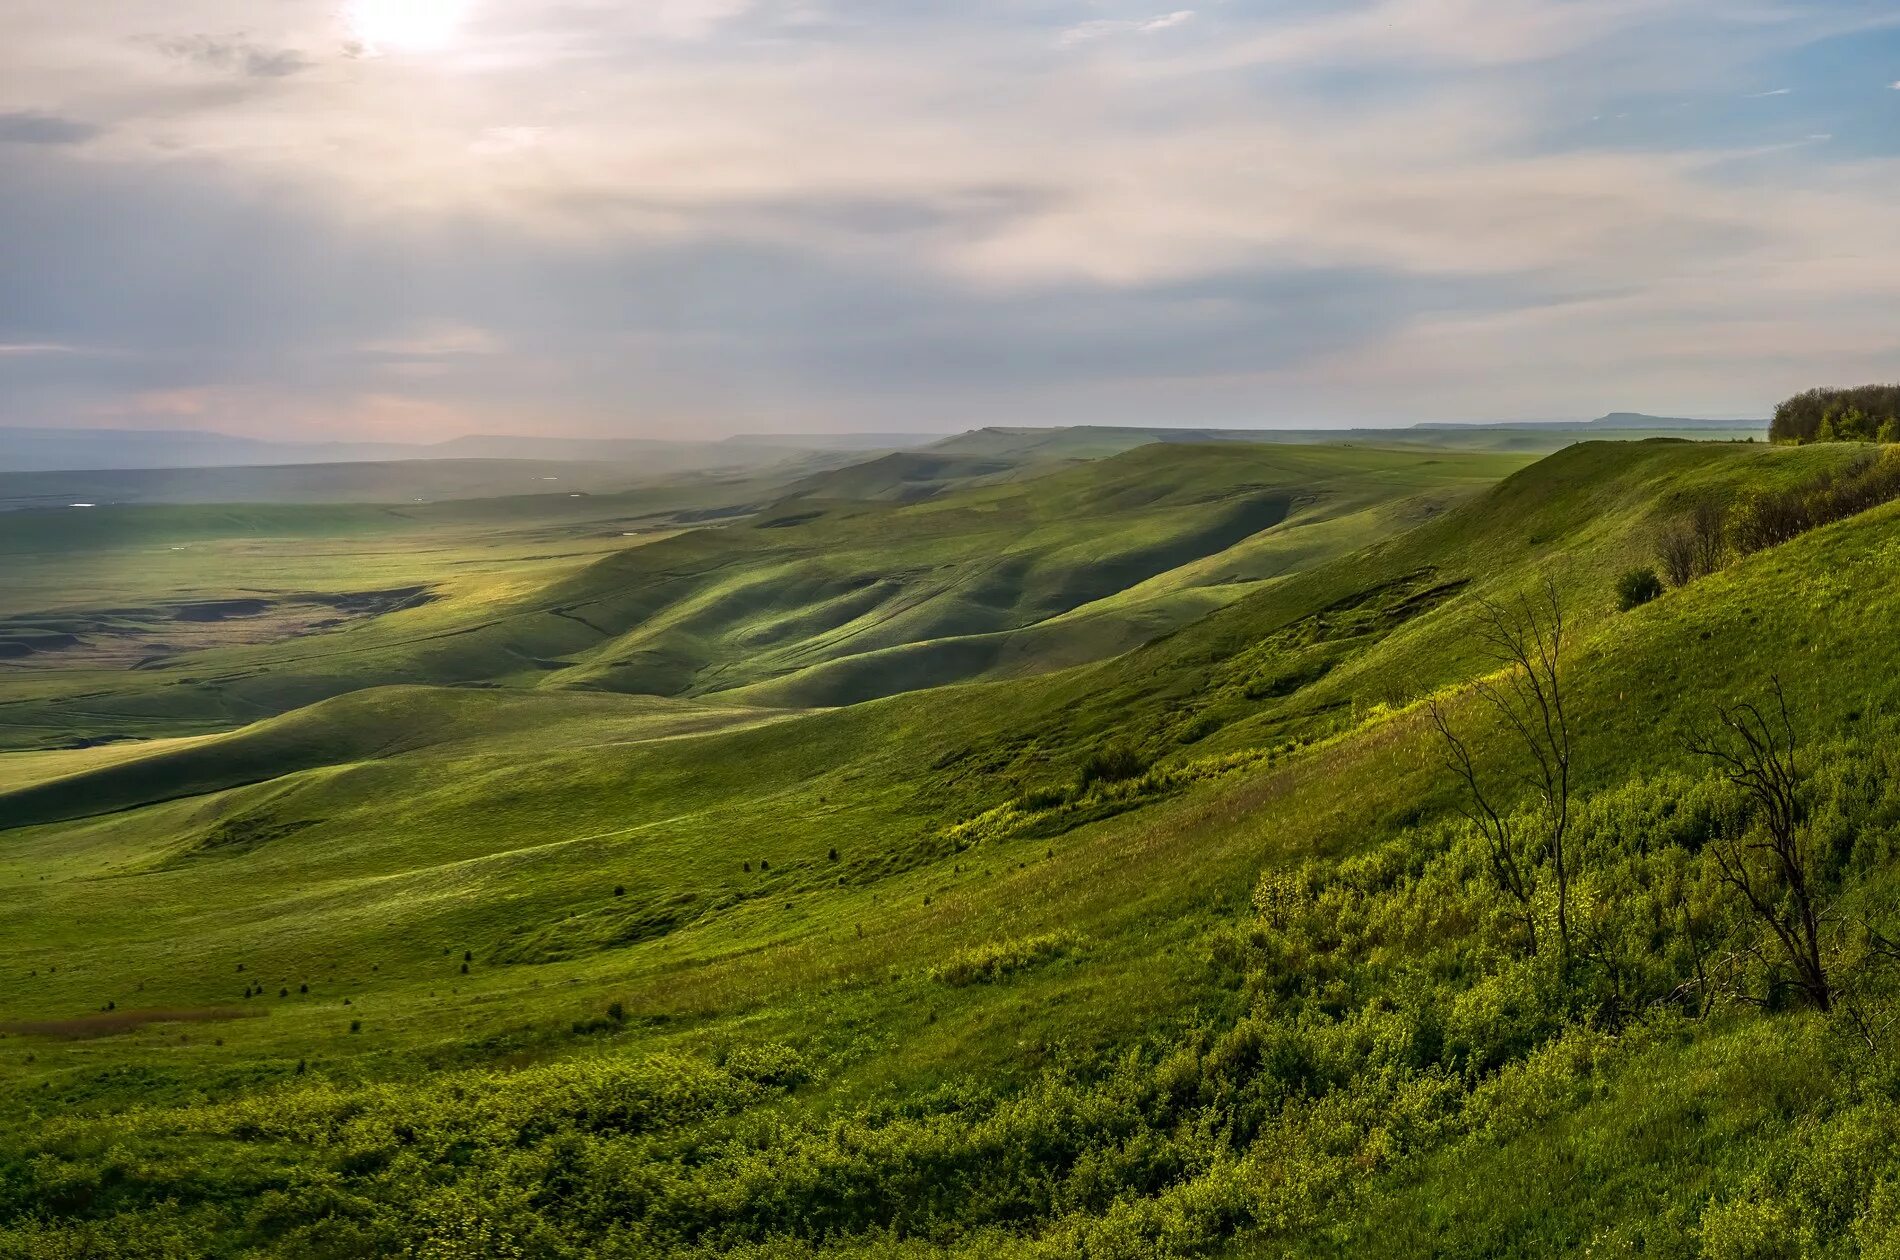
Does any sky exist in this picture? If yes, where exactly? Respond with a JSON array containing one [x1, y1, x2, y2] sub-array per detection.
[[1, 0, 1898, 440]]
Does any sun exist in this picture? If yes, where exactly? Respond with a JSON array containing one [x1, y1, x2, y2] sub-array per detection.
[[346, 0, 474, 54]]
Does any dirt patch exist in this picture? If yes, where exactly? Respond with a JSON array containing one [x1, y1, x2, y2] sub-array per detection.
[[172, 599, 273, 623], [1, 1007, 261, 1040], [0, 585, 439, 670], [315, 586, 435, 616]]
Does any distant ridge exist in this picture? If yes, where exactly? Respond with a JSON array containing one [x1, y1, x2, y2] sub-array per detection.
[[1414, 411, 1765, 431], [3, 414, 1763, 474], [0, 426, 929, 473]]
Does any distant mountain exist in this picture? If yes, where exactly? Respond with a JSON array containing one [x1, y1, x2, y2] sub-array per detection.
[[0, 426, 392, 471]]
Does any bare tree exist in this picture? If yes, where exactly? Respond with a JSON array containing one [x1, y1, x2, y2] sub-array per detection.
[[1429, 697, 1539, 955], [1657, 499, 1729, 588], [1687, 498, 1727, 577], [1428, 580, 1575, 971], [1686, 678, 1831, 1012], [1657, 519, 1698, 588]]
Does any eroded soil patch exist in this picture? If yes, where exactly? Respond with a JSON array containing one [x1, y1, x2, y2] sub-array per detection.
[[1, 1007, 261, 1040], [0, 586, 437, 669]]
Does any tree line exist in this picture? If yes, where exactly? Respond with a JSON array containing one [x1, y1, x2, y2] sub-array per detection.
[[1771, 384, 1900, 445]]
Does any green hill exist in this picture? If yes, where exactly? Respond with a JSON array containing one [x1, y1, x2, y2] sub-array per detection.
[[0, 444, 1520, 750], [4, 437, 1900, 1257]]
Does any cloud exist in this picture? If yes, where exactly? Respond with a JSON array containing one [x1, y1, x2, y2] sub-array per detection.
[[1174, 0, 1667, 72], [152, 35, 314, 78], [0, 112, 99, 146], [0, 343, 82, 357], [0, 0, 1897, 436], [362, 323, 505, 358], [1745, 87, 1792, 97], [1060, 10, 1194, 47]]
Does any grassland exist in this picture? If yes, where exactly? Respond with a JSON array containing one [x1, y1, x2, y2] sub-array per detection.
[[0, 443, 1519, 753], [3, 435, 1899, 1257]]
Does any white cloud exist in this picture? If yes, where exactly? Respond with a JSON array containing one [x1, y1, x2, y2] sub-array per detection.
[[0, 343, 81, 357], [1061, 10, 1194, 47], [1745, 87, 1791, 97], [362, 323, 504, 357]]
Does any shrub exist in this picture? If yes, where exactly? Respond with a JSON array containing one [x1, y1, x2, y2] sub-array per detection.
[[1657, 498, 1727, 586], [929, 931, 1081, 985], [1078, 744, 1148, 788], [1656, 522, 1697, 587], [1731, 449, 1900, 554], [1616, 567, 1664, 610], [1017, 784, 1070, 811]]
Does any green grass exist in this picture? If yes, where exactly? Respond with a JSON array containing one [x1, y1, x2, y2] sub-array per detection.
[[0, 443, 1522, 751], [4, 436, 1900, 1257]]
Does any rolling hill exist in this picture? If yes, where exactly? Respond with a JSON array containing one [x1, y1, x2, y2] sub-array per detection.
[[3, 436, 1900, 1257], [0, 443, 1522, 751]]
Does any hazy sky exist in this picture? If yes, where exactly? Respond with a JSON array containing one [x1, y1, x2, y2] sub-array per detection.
[[2, 1, 1898, 439]]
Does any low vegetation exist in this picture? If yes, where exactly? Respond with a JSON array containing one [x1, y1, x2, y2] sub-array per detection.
[[1643, 446, 1900, 606]]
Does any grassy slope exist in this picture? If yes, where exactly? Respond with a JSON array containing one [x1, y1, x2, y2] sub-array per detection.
[[0, 444, 1518, 751], [0, 439, 1864, 1048], [2, 438, 1895, 1255]]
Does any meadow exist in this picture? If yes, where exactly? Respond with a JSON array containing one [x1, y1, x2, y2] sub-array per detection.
[[4, 433, 1900, 1257]]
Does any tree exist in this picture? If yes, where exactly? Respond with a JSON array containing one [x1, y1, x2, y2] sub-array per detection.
[[1428, 581, 1575, 970], [1686, 678, 1831, 1012], [1656, 520, 1697, 587], [1879, 416, 1899, 444], [1687, 498, 1727, 577], [1660, 499, 1729, 586]]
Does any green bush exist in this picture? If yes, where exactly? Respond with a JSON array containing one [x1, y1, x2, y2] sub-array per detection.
[[1077, 744, 1148, 788], [1615, 566, 1663, 610], [929, 932, 1081, 986], [1730, 447, 1900, 553]]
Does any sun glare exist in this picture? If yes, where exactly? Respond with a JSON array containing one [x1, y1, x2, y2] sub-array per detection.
[[346, 0, 473, 54]]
